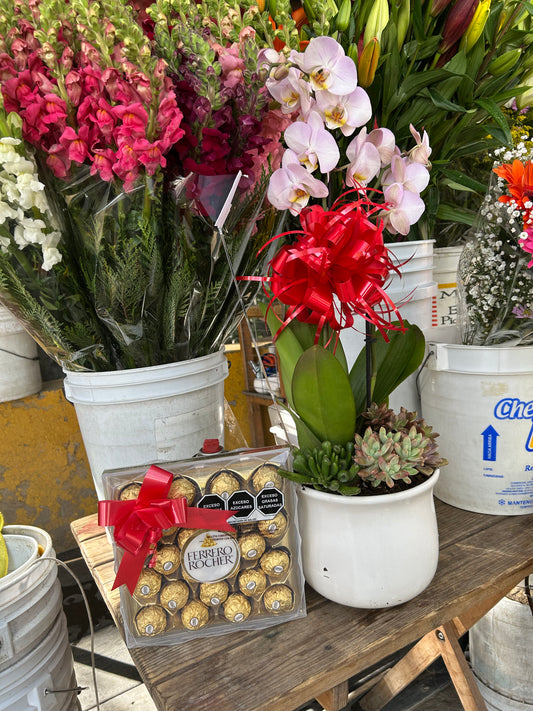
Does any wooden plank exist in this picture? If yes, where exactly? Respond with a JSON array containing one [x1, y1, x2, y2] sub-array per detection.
[[315, 681, 349, 711], [358, 630, 442, 711], [437, 622, 488, 711]]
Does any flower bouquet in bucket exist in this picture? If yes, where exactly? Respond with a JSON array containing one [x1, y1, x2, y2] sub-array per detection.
[[0, 0, 286, 373]]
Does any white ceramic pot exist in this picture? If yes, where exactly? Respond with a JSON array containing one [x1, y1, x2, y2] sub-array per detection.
[[296, 470, 440, 608], [63, 349, 229, 500]]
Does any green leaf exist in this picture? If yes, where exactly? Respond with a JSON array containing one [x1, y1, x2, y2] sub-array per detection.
[[262, 304, 304, 410], [436, 203, 478, 225], [349, 321, 426, 416], [474, 97, 512, 144], [440, 168, 489, 192], [423, 86, 466, 112], [292, 345, 356, 445]]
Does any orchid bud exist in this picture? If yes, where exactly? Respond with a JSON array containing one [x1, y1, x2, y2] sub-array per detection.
[[358, 37, 380, 88], [439, 0, 479, 54], [459, 0, 490, 53], [487, 48, 521, 76], [364, 0, 389, 46]]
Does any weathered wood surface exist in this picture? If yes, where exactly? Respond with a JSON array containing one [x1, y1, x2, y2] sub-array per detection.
[[71, 501, 533, 711]]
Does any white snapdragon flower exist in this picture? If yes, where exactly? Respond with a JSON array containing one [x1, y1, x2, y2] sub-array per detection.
[[0, 201, 19, 224], [16, 172, 47, 211], [14, 217, 48, 248], [41, 246, 62, 271]]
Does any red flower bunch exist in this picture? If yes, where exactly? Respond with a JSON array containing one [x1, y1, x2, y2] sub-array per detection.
[[0, 19, 184, 190], [261, 195, 403, 340]]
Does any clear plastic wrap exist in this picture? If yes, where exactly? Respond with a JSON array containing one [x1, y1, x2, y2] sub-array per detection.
[[457, 166, 533, 346], [101, 447, 306, 648]]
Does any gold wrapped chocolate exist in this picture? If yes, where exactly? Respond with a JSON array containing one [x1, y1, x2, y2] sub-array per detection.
[[133, 568, 162, 602], [181, 600, 210, 630], [208, 470, 241, 498], [260, 548, 291, 578], [119, 482, 142, 500], [238, 568, 267, 597], [252, 463, 282, 492], [160, 580, 190, 613], [169, 476, 198, 505], [223, 593, 251, 623], [239, 532, 266, 561], [258, 511, 288, 539], [153, 545, 180, 575], [135, 605, 167, 636], [199, 580, 229, 607], [263, 584, 294, 612], [176, 528, 197, 548], [160, 527, 178, 544]]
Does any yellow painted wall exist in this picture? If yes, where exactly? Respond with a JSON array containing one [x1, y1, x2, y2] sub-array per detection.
[[0, 345, 262, 553]]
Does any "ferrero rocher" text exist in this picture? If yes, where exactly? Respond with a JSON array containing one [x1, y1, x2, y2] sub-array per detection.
[[186, 546, 235, 569]]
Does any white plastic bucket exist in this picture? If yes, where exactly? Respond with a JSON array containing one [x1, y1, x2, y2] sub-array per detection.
[[0, 611, 77, 711], [419, 341, 533, 514], [431, 246, 463, 329], [63, 350, 229, 500], [470, 577, 533, 710], [0, 305, 41, 402], [0, 529, 61, 672], [296, 470, 440, 608]]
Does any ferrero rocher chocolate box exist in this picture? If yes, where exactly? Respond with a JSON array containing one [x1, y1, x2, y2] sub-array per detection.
[[101, 446, 306, 647]]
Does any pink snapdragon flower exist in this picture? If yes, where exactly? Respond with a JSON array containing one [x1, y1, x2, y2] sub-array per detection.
[[315, 87, 372, 136], [291, 36, 357, 95], [284, 110, 340, 173], [268, 149, 329, 215]]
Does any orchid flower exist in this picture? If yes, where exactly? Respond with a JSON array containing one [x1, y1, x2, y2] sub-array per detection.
[[291, 36, 357, 96], [267, 67, 313, 117], [315, 87, 372, 136], [407, 124, 432, 166], [284, 110, 340, 173], [380, 183, 426, 235], [366, 128, 397, 167], [267, 149, 329, 215], [345, 128, 381, 187], [382, 152, 430, 195]]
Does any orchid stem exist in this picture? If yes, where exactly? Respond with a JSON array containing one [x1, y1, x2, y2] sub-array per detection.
[[365, 319, 377, 408]]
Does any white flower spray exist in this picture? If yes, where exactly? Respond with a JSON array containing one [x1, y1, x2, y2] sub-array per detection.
[[0, 135, 61, 271]]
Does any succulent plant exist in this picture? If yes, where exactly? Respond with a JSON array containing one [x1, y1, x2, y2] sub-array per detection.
[[279, 405, 448, 496]]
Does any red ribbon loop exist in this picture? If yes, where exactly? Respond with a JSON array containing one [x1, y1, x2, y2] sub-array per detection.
[[98, 465, 235, 594]]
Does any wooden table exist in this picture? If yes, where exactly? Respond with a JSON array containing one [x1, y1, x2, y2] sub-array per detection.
[[71, 501, 533, 711]]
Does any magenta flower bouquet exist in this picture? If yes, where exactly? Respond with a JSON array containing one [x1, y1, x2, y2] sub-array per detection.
[[0, 0, 284, 371]]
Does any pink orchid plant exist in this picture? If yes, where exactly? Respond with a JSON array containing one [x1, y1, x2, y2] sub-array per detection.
[[261, 36, 432, 238], [0, 0, 286, 372]]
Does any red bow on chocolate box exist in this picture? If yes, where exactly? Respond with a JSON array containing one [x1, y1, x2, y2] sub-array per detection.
[[98, 465, 235, 594]]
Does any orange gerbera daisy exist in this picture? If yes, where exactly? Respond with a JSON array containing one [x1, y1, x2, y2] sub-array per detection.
[[493, 159, 533, 211]]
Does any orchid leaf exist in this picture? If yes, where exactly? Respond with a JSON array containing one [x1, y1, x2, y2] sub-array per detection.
[[262, 303, 304, 410], [292, 345, 355, 445], [349, 321, 425, 416]]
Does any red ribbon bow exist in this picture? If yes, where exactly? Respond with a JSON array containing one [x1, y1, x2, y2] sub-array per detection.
[[98, 465, 235, 594]]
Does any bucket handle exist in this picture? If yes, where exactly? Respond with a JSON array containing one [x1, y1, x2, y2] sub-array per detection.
[[0, 346, 38, 361], [415, 348, 435, 407]]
